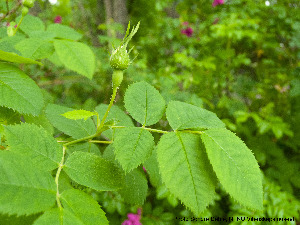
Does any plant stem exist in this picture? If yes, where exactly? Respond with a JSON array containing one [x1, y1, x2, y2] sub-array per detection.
[[55, 145, 66, 210], [89, 140, 112, 144], [98, 86, 118, 129], [179, 130, 203, 135], [111, 126, 169, 134], [64, 133, 98, 147]]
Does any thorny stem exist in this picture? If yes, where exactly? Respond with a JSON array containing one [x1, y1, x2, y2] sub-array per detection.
[[99, 86, 118, 129], [55, 145, 66, 210], [111, 126, 169, 134]]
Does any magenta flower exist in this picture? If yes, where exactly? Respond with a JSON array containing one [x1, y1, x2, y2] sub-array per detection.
[[122, 208, 142, 225], [212, 0, 224, 7], [182, 21, 189, 26], [142, 166, 147, 173], [54, 16, 62, 23], [181, 27, 193, 37]]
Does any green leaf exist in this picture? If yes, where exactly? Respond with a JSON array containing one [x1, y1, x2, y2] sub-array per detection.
[[118, 169, 148, 205], [60, 189, 109, 225], [201, 128, 263, 210], [33, 208, 84, 225], [54, 40, 95, 79], [143, 149, 162, 187], [0, 213, 40, 225], [0, 63, 44, 115], [19, 15, 45, 36], [24, 113, 54, 135], [124, 81, 166, 126], [113, 127, 154, 172], [166, 101, 225, 130], [68, 142, 101, 156], [156, 132, 217, 216], [62, 109, 97, 121], [64, 151, 124, 191], [45, 104, 96, 139], [47, 24, 83, 41], [4, 123, 62, 171], [0, 50, 42, 65], [0, 152, 56, 216], [14, 38, 54, 60]]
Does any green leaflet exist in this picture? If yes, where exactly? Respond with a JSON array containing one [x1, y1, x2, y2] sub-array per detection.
[[118, 169, 148, 205], [143, 149, 162, 187], [64, 151, 124, 191], [0, 213, 40, 225], [14, 38, 54, 60], [0, 152, 56, 216], [0, 63, 44, 115], [47, 24, 83, 41], [113, 127, 154, 172], [23, 113, 54, 135], [0, 50, 42, 65], [156, 132, 217, 216], [166, 101, 225, 130], [201, 128, 263, 210], [61, 189, 109, 225], [4, 123, 62, 171], [68, 142, 101, 156], [124, 81, 166, 126], [18, 15, 45, 36], [61, 109, 97, 121], [45, 104, 96, 139], [54, 40, 95, 79], [33, 208, 84, 225]]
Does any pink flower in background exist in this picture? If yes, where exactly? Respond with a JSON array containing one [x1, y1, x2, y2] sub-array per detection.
[[54, 16, 62, 23], [182, 21, 189, 26], [181, 27, 193, 37], [212, 0, 224, 7], [122, 208, 142, 225], [142, 166, 147, 173]]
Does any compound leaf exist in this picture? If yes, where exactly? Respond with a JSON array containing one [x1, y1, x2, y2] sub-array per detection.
[[156, 132, 217, 216], [0, 63, 44, 115], [118, 169, 148, 205], [113, 127, 154, 172], [201, 128, 263, 210], [0, 152, 56, 216], [14, 38, 54, 60], [33, 208, 84, 225], [64, 151, 124, 191], [166, 101, 225, 130], [124, 81, 166, 126], [4, 123, 62, 171], [54, 40, 95, 79], [45, 104, 96, 139], [60, 189, 109, 225], [47, 24, 83, 41]]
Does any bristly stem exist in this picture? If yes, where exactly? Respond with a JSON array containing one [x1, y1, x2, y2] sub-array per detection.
[[55, 145, 66, 210]]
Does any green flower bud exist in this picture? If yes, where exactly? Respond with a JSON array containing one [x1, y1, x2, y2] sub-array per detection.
[[7, 26, 15, 37], [22, 6, 29, 16], [110, 46, 130, 70], [23, 0, 35, 8], [112, 70, 124, 89], [109, 21, 140, 71]]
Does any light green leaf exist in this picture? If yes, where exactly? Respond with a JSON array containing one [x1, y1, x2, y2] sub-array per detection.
[[62, 109, 97, 121], [45, 104, 96, 139], [64, 151, 124, 191], [19, 15, 45, 36], [54, 40, 95, 79], [4, 123, 62, 171], [118, 169, 148, 205], [0, 152, 56, 216], [0, 50, 42, 65], [24, 113, 54, 135], [61, 189, 109, 225], [114, 127, 154, 172], [156, 132, 217, 216], [14, 38, 54, 60], [166, 101, 225, 130], [68, 142, 101, 156], [201, 128, 263, 210], [47, 24, 83, 41], [124, 81, 166, 126], [33, 208, 84, 225], [143, 149, 162, 187], [0, 63, 44, 115]]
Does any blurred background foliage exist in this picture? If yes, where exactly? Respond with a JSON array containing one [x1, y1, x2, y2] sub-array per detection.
[[0, 0, 300, 224]]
